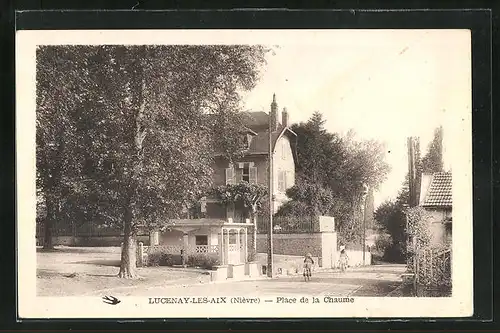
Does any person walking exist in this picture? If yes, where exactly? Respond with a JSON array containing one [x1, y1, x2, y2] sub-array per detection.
[[303, 253, 314, 282], [339, 246, 349, 273]]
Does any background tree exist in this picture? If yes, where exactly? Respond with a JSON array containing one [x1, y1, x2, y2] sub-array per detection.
[[420, 126, 444, 173], [373, 125, 444, 262], [36, 45, 268, 277], [373, 187, 408, 263], [280, 113, 390, 245]]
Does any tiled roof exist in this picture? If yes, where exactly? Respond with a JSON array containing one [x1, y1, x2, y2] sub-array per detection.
[[422, 172, 452, 208], [212, 111, 296, 156], [240, 111, 271, 131]]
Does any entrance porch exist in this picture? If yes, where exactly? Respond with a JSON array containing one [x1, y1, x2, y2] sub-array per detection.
[[151, 218, 251, 265]]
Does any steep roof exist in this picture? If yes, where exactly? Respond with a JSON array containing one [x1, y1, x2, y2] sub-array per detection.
[[240, 111, 270, 132], [421, 172, 452, 208], [213, 111, 297, 158]]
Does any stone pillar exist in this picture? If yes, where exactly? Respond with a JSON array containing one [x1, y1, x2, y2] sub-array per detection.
[[219, 228, 224, 265], [136, 242, 144, 267], [182, 233, 189, 267], [224, 229, 230, 265], [236, 229, 241, 264], [244, 228, 248, 263]]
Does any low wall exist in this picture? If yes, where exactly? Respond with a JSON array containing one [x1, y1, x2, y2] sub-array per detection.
[[338, 250, 371, 267], [256, 233, 323, 257], [256, 253, 319, 276], [38, 235, 150, 247]]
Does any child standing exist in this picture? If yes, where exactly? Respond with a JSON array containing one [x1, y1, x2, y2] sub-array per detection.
[[303, 253, 314, 282], [339, 246, 349, 273]]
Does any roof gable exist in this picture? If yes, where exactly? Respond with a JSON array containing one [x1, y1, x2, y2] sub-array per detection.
[[421, 172, 452, 208]]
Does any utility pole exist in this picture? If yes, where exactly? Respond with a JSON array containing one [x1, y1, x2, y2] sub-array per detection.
[[407, 137, 419, 295], [267, 94, 275, 278], [361, 183, 368, 265], [407, 137, 417, 207]]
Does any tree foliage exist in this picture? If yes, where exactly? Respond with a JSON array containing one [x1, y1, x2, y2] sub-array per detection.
[[374, 125, 444, 262], [278, 113, 390, 245], [373, 187, 408, 263], [420, 126, 444, 174], [36, 45, 268, 277]]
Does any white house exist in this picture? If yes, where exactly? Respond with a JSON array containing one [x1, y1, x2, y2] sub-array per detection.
[[419, 171, 452, 246]]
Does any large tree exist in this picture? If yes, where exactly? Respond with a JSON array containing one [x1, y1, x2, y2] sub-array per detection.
[[420, 126, 444, 174], [373, 187, 408, 263], [282, 113, 390, 245], [36, 45, 267, 277], [374, 125, 445, 262]]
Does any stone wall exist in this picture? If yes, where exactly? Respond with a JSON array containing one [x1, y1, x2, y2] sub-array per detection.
[[256, 233, 323, 257], [340, 249, 372, 267], [40, 235, 150, 247]]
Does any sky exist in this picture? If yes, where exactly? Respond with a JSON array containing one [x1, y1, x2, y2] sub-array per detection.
[[241, 30, 471, 208]]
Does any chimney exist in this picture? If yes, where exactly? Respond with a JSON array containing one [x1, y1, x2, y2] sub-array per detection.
[[282, 107, 289, 127], [270, 93, 279, 131]]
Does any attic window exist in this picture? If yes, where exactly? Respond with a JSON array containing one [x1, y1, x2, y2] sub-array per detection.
[[244, 134, 252, 149]]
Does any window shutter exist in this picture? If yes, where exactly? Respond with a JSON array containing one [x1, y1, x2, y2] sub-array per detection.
[[249, 167, 257, 184], [235, 169, 243, 183], [278, 171, 285, 192], [225, 167, 234, 185]]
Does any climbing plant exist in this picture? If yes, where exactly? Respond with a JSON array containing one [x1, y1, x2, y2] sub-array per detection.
[[209, 182, 268, 218], [406, 206, 432, 250]]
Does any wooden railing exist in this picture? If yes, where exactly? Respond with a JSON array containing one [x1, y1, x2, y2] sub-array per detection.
[[414, 247, 452, 293]]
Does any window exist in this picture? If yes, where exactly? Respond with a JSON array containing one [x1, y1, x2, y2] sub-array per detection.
[[242, 164, 250, 182], [229, 232, 237, 244], [225, 166, 235, 185], [282, 140, 287, 160], [195, 235, 208, 246]]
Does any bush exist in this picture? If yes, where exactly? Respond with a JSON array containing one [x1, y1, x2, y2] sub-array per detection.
[[147, 247, 182, 267], [187, 253, 220, 270]]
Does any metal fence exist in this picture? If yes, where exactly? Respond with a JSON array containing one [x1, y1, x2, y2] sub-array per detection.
[[256, 215, 319, 234], [36, 217, 126, 246]]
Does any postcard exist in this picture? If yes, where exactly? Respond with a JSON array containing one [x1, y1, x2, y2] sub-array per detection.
[[17, 29, 473, 318]]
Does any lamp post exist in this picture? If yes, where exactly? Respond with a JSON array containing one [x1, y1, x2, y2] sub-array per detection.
[[361, 183, 369, 265]]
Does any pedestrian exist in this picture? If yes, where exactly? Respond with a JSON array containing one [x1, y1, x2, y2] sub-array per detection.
[[303, 253, 314, 282], [339, 246, 349, 273]]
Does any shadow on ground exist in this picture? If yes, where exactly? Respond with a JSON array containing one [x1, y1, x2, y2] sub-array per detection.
[[37, 246, 120, 254], [71, 259, 121, 267]]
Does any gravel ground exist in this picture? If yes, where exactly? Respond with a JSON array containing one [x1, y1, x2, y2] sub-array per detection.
[[36, 246, 211, 297]]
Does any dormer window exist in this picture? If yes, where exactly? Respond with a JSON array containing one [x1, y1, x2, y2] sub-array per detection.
[[244, 134, 252, 149]]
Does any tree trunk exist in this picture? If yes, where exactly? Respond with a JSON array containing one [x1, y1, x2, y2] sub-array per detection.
[[118, 199, 139, 278], [118, 226, 138, 278], [118, 52, 146, 279], [43, 200, 55, 249]]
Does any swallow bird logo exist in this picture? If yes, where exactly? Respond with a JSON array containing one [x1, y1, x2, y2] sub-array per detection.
[[102, 295, 121, 305]]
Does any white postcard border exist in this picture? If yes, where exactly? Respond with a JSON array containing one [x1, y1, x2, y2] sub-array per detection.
[[16, 29, 473, 319]]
